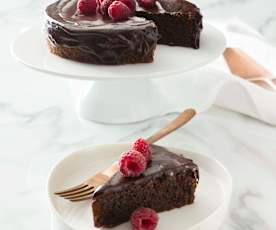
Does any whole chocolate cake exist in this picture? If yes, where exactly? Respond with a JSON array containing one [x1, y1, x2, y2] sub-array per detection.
[[46, 0, 203, 65], [92, 145, 199, 228]]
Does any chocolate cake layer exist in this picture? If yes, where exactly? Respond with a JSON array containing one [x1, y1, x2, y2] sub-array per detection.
[[46, 0, 158, 65], [136, 0, 203, 48], [92, 145, 199, 228]]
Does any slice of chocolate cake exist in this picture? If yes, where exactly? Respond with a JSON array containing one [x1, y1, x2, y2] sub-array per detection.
[[136, 0, 203, 48], [92, 145, 199, 228]]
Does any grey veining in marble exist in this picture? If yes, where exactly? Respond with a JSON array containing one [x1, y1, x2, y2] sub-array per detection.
[[1, 0, 276, 230]]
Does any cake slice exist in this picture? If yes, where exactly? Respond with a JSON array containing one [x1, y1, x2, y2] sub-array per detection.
[[136, 0, 203, 48], [92, 145, 199, 228]]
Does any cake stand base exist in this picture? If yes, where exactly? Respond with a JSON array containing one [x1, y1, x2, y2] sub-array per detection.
[[78, 79, 172, 124]]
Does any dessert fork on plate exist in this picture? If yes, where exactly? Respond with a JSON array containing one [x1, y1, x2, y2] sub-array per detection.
[[55, 108, 196, 202]]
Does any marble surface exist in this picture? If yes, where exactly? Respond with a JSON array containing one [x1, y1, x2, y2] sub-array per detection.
[[1, 0, 276, 230]]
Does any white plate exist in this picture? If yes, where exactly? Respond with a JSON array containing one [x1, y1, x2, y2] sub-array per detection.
[[47, 144, 232, 230], [12, 24, 226, 80]]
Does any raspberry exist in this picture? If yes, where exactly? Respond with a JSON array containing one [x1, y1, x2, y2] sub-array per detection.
[[119, 150, 146, 177], [132, 138, 151, 162], [77, 0, 98, 15], [137, 0, 156, 8], [100, 0, 115, 16], [100, 0, 134, 17], [131, 208, 159, 230], [120, 0, 136, 13], [108, 1, 131, 21]]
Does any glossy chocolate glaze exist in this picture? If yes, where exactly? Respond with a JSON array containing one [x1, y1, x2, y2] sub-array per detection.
[[46, 0, 158, 64], [93, 145, 199, 197], [137, 0, 201, 15], [46, 0, 156, 30]]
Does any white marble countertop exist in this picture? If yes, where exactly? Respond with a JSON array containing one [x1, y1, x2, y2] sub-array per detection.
[[1, 1, 276, 230]]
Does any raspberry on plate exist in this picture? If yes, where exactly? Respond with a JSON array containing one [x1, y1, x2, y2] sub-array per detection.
[[119, 150, 147, 177], [131, 207, 159, 230], [132, 138, 151, 162], [108, 1, 131, 21], [77, 0, 98, 15]]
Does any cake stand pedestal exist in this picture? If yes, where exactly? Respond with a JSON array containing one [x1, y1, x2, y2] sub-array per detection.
[[11, 23, 226, 124], [77, 79, 171, 124]]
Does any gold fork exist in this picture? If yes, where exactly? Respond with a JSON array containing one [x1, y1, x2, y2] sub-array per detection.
[[55, 162, 119, 202], [55, 108, 196, 202]]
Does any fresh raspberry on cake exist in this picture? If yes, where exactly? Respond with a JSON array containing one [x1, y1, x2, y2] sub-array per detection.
[[131, 207, 159, 230], [77, 0, 98, 15], [119, 150, 147, 177], [108, 1, 131, 21], [137, 0, 156, 8], [100, 0, 135, 15], [120, 0, 136, 13], [100, 0, 114, 15], [132, 138, 151, 162]]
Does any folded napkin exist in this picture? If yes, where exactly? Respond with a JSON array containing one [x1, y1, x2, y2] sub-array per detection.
[[157, 18, 276, 126], [212, 18, 276, 125]]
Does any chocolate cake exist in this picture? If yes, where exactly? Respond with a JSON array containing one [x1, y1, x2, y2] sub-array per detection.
[[92, 145, 199, 228], [46, 0, 203, 65], [46, 0, 158, 65], [136, 0, 203, 48]]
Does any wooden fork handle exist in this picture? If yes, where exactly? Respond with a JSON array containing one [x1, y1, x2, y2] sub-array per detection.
[[103, 161, 119, 177], [146, 108, 196, 144]]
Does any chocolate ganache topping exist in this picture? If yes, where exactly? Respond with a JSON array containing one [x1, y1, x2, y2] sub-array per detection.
[[137, 0, 201, 15], [93, 145, 199, 197], [46, 0, 158, 64], [158, 0, 201, 14], [46, 0, 156, 30]]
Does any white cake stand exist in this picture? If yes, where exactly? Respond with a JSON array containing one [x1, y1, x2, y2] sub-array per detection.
[[12, 23, 226, 124]]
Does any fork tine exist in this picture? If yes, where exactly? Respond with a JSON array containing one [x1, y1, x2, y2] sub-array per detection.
[[62, 187, 94, 199], [55, 184, 87, 195], [70, 195, 94, 202], [59, 185, 92, 197]]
